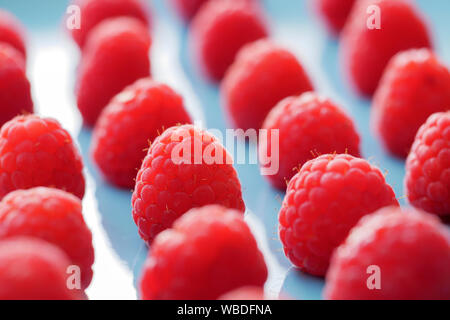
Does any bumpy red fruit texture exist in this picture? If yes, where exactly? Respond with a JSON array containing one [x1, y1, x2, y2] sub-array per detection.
[[191, 0, 268, 82], [325, 207, 450, 300], [372, 49, 450, 158], [222, 39, 314, 131], [341, 0, 432, 96], [314, 0, 356, 35], [0, 237, 83, 300], [70, 0, 150, 49], [0, 10, 27, 59], [279, 154, 399, 276], [405, 112, 450, 216], [76, 17, 151, 127], [0, 187, 94, 289], [260, 92, 361, 190], [171, 0, 208, 21], [0, 44, 33, 128], [92, 78, 192, 188], [219, 286, 266, 300], [0, 115, 85, 199], [140, 205, 267, 300], [132, 124, 245, 244]]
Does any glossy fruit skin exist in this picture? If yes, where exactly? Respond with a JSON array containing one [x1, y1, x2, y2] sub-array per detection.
[[91, 78, 192, 188], [171, 0, 209, 22], [279, 154, 399, 276], [372, 49, 450, 158], [314, 0, 356, 35], [405, 112, 450, 216], [341, 0, 432, 96], [132, 125, 245, 244], [324, 207, 450, 300], [0, 115, 85, 199], [222, 39, 314, 131], [219, 286, 266, 300], [0, 10, 27, 59], [139, 205, 267, 300], [76, 17, 151, 127]]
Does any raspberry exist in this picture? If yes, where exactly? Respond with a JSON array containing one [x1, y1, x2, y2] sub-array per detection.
[[0, 115, 85, 199], [0, 237, 83, 300], [405, 112, 450, 216], [260, 92, 361, 190], [314, 0, 356, 35], [341, 0, 432, 96], [324, 207, 450, 300], [0, 187, 94, 289], [0, 43, 33, 128], [76, 17, 151, 126], [0, 10, 27, 59], [139, 205, 267, 300], [372, 49, 450, 158], [170, 0, 208, 22], [70, 0, 150, 49], [132, 124, 245, 244], [191, 0, 268, 82], [219, 286, 266, 300], [222, 39, 313, 130], [279, 154, 399, 276], [91, 78, 192, 188]]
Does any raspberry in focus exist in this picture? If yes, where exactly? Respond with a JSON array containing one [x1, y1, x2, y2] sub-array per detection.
[[340, 0, 432, 96], [171, 0, 209, 22], [222, 39, 314, 131], [132, 124, 245, 244], [76, 17, 151, 126], [0, 115, 85, 199], [0, 10, 27, 59], [372, 49, 450, 158], [260, 92, 361, 190], [191, 0, 268, 82], [219, 286, 266, 300], [405, 112, 450, 216], [91, 78, 192, 188], [139, 205, 267, 300], [0, 187, 94, 289], [324, 207, 450, 300], [314, 0, 356, 35], [279, 154, 399, 276]]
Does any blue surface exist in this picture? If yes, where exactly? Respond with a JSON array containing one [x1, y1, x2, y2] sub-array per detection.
[[0, 0, 449, 300]]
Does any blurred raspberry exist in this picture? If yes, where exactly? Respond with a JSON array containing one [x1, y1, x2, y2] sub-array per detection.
[[0, 10, 27, 59], [372, 49, 450, 158], [170, 0, 209, 22], [405, 112, 450, 216], [222, 39, 313, 130], [324, 207, 450, 300], [139, 205, 267, 300], [76, 17, 151, 126], [0, 115, 85, 199], [91, 78, 192, 188], [279, 154, 399, 276], [219, 286, 266, 300], [314, 0, 356, 35]]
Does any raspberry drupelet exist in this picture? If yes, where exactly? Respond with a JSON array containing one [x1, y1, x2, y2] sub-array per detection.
[[0, 10, 27, 59], [0, 115, 85, 199], [405, 112, 450, 216], [313, 0, 356, 35], [259, 92, 361, 190], [0, 187, 94, 289], [324, 207, 450, 300], [170, 0, 209, 22], [91, 78, 192, 188], [139, 205, 267, 300], [279, 154, 399, 276]]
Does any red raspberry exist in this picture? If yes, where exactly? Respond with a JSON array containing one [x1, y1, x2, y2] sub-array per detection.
[[139, 205, 267, 300], [170, 0, 208, 22], [279, 154, 399, 276], [219, 286, 266, 300], [0, 43, 33, 128], [0, 237, 83, 300], [324, 207, 450, 300], [0, 115, 85, 199], [260, 92, 361, 190], [314, 0, 356, 35], [0, 10, 27, 59], [70, 0, 150, 49], [341, 0, 432, 96], [191, 0, 268, 82], [76, 17, 151, 127], [132, 124, 245, 244], [405, 112, 450, 216], [222, 39, 313, 130], [91, 78, 192, 188], [372, 49, 450, 158], [0, 187, 94, 289]]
